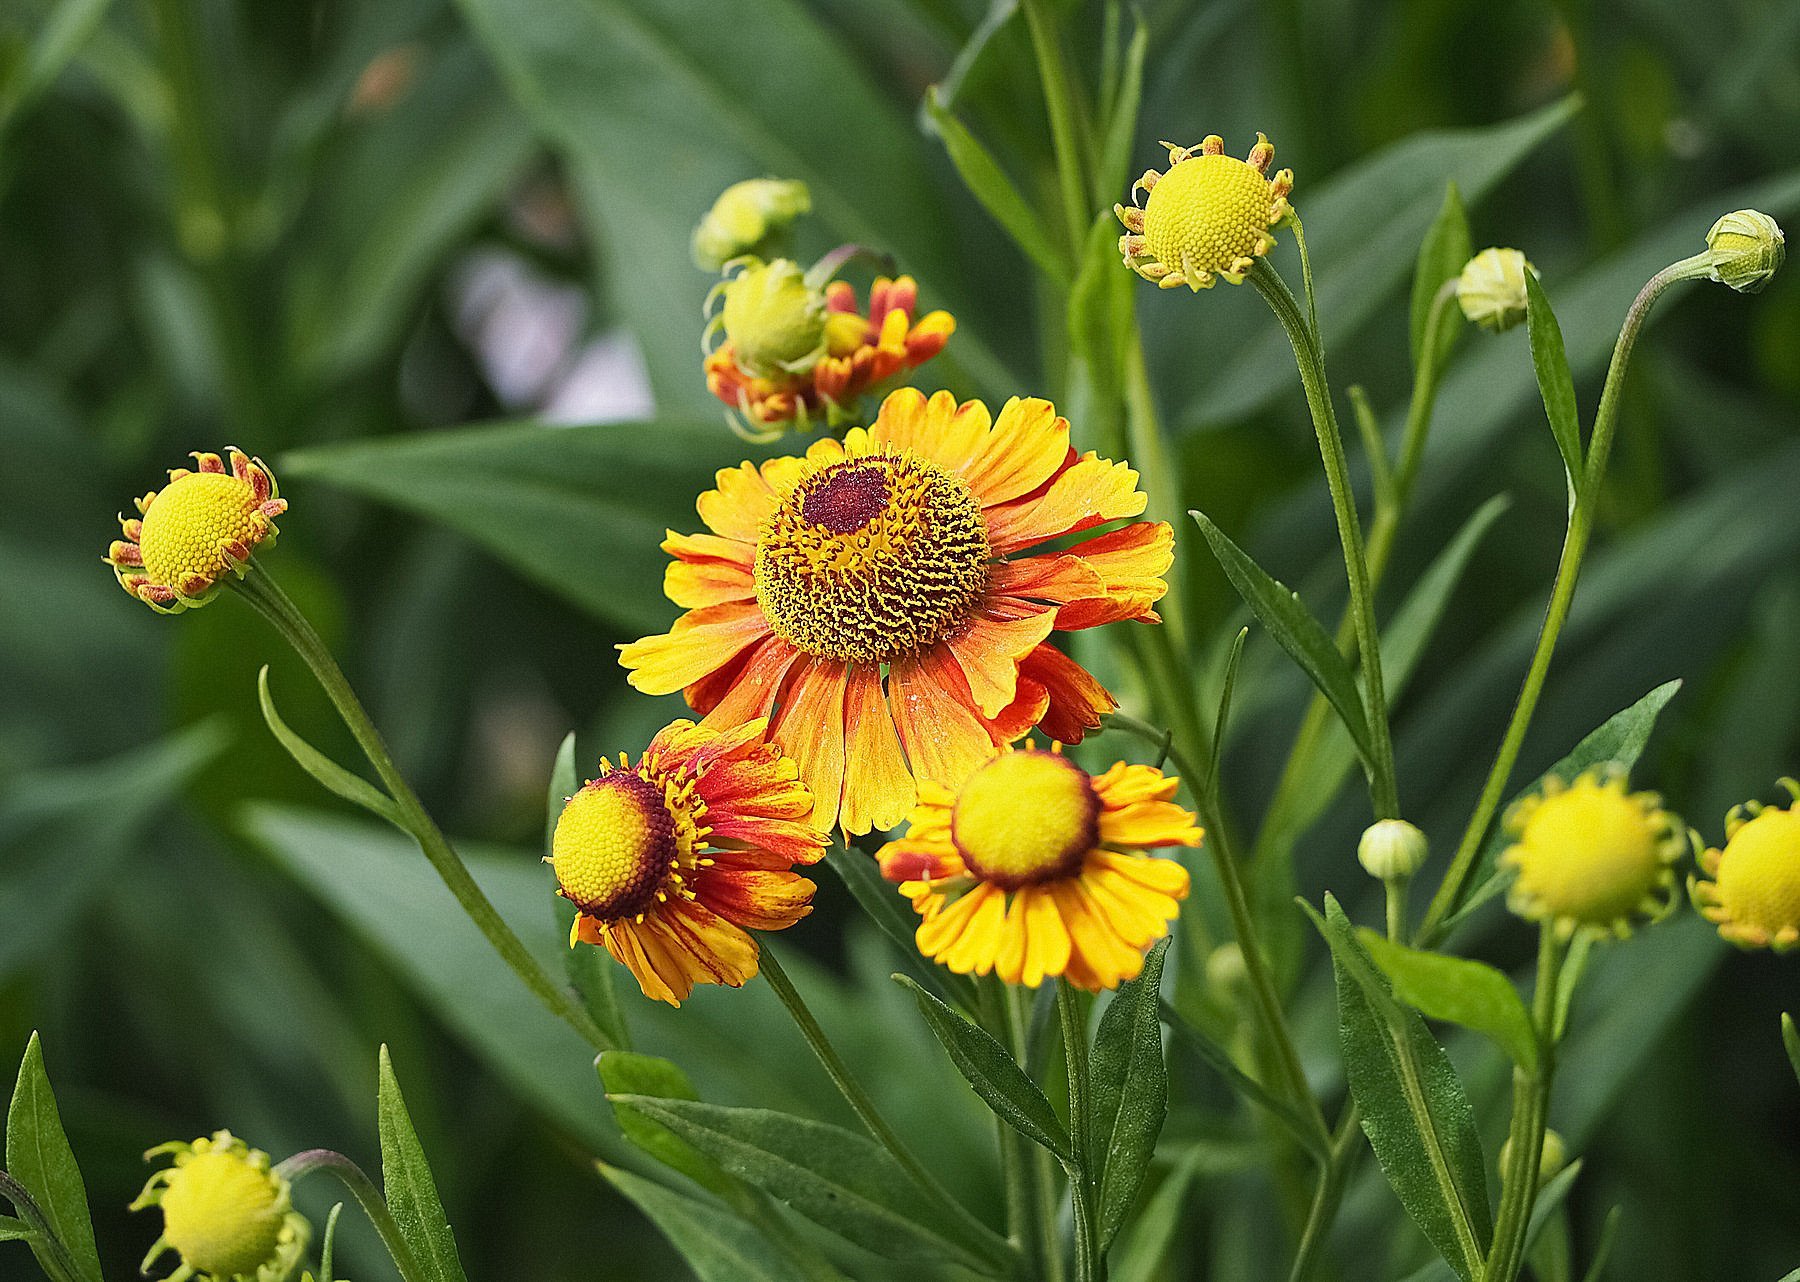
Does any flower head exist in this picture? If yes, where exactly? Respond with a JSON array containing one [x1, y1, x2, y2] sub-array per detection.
[[1116, 134, 1293, 290], [131, 1131, 307, 1282], [620, 388, 1173, 835], [1499, 768, 1683, 938], [1705, 209, 1785, 294], [1691, 781, 1800, 951], [1457, 248, 1536, 332], [705, 267, 954, 438], [550, 717, 826, 1005], [107, 449, 286, 613], [876, 746, 1197, 990], [1358, 818, 1429, 880], [691, 178, 811, 271]]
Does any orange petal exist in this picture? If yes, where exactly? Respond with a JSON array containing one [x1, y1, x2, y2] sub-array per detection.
[[841, 663, 916, 836], [1053, 522, 1173, 629], [620, 602, 772, 696], [1018, 644, 1116, 744], [696, 868, 817, 931], [943, 607, 1056, 719], [984, 453, 1148, 556], [889, 650, 999, 789], [870, 388, 991, 475], [696, 635, 805, 725], [962, 397, 1074, 507], [769, 657, 851, 833]]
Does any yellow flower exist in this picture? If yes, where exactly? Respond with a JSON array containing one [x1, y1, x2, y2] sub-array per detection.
[[551, 717, 827, 1006], [1499, 769, 1683, 938], [131, 1131, 308, 1282], [1456, 248, 1536, 332], [1691, 781, 1800, 952], [1115, 134, 1293, 290], [106, 449, 286, 613], [691, 178, 811, 271], [876, 745, 1197, 990]]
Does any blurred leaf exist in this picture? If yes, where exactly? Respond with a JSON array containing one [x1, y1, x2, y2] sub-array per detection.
[[0, 0, 111, 136], [1784, 1013, 1800, 1088], [1410, 182, 1469, 371], [612, 1096, 1000, 1270], [1191, 509, 1376, 770], [1356, 932, 1538, 1070], [1093, 8, 1147, 210], [258, 667, 405, 828], [4, 1034, 102, 1282], [282, 419, 732, 634], [1066, 209, 1135, 455], [1524, 270, 1583, 493], [823, 845, 976, 1012], [934, 0, 1017, 109], [1110, 1145, 1207, 1282], [597, 1053, 729, 1195], [1311, 897, 1491, 1280], [1578, 1205, 1622, 1282], [598, 1164, 792, 1282], [1090, 939, 1169, 1249], [0, 1214, 34, 1242], [894, 975, 1072, 1162], [377, 1046, 470, 1282], [924, 85, 1068, 284], [1161, 1003, 1326, 1158], [550, 735, 629, 1050]]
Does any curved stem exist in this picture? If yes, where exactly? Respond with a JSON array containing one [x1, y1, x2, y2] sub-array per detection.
[[230, 565, 610, 1052], [0, 1170, 89, 1282], [1250, 260, 1400, 819], [277, 1150, 427, 1282], [1058, 982, 1102, 1282]]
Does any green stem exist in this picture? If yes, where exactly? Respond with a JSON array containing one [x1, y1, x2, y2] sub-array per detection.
[[1384, 876, 1409, 942], [1419, 256, 1710, 938], [1058, 982, 1102, 1282], [1482, 928, 1563, 1282], [760, 949, 1018, 1276], [1020, 0, 1094, 254], [986, 984, 1048, 1277], [1286, 1107, 1363, 1282], [1250, 260, 1400, 820], [230, 565, 609, 1052], [0, 1170, 89, 1282], [277, 1150, 427, 1282], [1008, 985, 1069, 1282]]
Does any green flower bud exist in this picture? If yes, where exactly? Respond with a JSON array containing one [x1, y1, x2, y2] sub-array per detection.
[[1456, 248, 1536, 333], [1500, 1128, 1567, 1185], [691, 178, 812, 271], [719, 259, 828, 378], [1705, 209, 1784, 294], [1205, 941, 1248, 994], [1358, 819, 1429, 881]]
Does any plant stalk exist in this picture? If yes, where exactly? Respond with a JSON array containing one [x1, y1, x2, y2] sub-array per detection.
[[277, 1150, 427, 1282]]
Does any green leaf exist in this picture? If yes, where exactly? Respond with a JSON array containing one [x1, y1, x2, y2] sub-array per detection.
[[1524, 269, 1584, 493], [0, 0, 111, 136], [1356, 931, 1539, 1070], [4, 1035, 101, 1282], [1160, 1002, 1326, 1159], [1090, 939, 1169, 1249], [376, 1046, 470, 1282], [1190, 509, 1376, 768], [925, 86, 1070, 284], [258, 668, 405, 829], [0, 1214, 34, 1243], [893, 975, 1072, 1162], [1396, 1160, 1583, 1282], [1309, 897, 1491, 1281], [1410, 182, 1471, 371], [1093, 8, 1148, 208], [550, 736, 630, 1051], [1109, 1145, 1208, 1282], [1782, 1013, 1800, 1088], [612, 1097, 1002, 1270], [318, 1202, 343, 1282], [1206, 627, 1250, 801], [596, 1053, 729, 1195], [1578, 1205, 1623, 1282], [598, 1163, 793, 1282], [823, 845, 977, 1012]]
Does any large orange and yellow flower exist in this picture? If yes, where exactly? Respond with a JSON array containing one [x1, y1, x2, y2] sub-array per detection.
[[549, 718, 826, 1006], [619, 387, 1174, 835], [877, 746, 1197, 990]]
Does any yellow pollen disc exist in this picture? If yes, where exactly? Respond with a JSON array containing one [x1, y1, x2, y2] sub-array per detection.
[[1713, 808, 1800, 937], [951, 751, 1099, 889], [1508, 778, 1666, 926], [137, 471, 266, 590], [755, 455, 989, 664], [159, 1150, 285, 1278], [552, 773, 678, 920], [1142, 153, 1276, 276]]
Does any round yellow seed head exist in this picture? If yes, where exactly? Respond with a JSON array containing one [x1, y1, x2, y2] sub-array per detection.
[[552, 773, 678, 920], [950, 750, 1099, 889], [132, 1131, 306, 1282], [1358, 818, 1430, 880], [1694, 799, 1800, 951], [692, 178, 811, 271], [138, 473, 268, 594], [1706, 209, 1785, 294], [719, 258, 827, 377], [1116, 135, 1292, 290], [1457, 248, 1536, 332]]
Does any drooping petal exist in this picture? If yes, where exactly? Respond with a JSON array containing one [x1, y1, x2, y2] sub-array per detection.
[[696, 868, 818, 932], [768, 657, 851, 833], [889, 650, 1000, 789], [942, 607, 1056, 719], [840, 663, 916, 835], [694, 635, 805, 724], [1018, 644, 1116, 744]]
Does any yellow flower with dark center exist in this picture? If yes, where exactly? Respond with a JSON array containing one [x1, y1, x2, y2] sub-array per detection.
[[131, 1131, 308, 1282], [107, 449, 286, 613], [1692, 783, 1800, 951], [550, 717, 826, 1006], [1115, 134, 1293, 290], [1499, 769, 1683, 938], [877, 746, 1198, 990], [620, 387, 1174, 836]]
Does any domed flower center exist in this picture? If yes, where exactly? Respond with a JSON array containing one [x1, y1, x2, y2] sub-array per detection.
[[552, 773, 681, 921], [1511, 782, 1664, 925], [137, 471, 266, 589], [1715, 808, 1800, 934], [159, 1149, 285, 1278], [755, 455, 989, 664], [951, 751, 1099, 889], [1143, 154, 1275, 276]]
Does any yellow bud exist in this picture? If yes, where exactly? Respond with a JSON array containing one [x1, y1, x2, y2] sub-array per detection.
[[1456, 248, 1536, 332], [1358, 818, 1429, 880], [720, 259, 828, 378], [692, 178, 811, 271], [1706, 209, 1784, 294]]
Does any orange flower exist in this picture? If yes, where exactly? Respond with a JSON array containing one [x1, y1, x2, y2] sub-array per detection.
[[877, 746, 1197, 990], [619, 388, 1174, 835], [549, 718, 825, 1006], [704, 276, 954, 435]]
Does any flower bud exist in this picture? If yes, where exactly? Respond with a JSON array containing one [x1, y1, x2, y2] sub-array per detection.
[[1500, 1127, 1567, 1184], [719, 258, 827, 378], [132, 1131, 309, 1282], [691, 178, 811, 271], [1456, 248, 1536, 332], [1705, 209, 1784, 294], [1205, 941, 1249, 994], [1358, 819, 1429, 881]]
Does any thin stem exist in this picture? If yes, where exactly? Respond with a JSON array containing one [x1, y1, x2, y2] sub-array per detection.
[[1009, 985, 1069, 1282], [1020, 0, 1093, 256], [0, 1170, 88, 1282], [229, 565, 610, 1052], [1384, 877, 1409, 942], [1420, 257, 1710, 938], [1250, 260, 1400, 819], [1482, 927, 1564, 1282], [277, 1150, 427, 1282], [1286, 1108, 1363, 1282], [760, 948, 1018, 1275], [1058, 982, 1101, 1282], [987, 983, 1056, 1280]]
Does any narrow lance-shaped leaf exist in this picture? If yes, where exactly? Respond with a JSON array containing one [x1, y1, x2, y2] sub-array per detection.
[[1524, 269, 1584, 497], [258, 668, 405, 830], [924, 86, 1071, 284], [5, 1034, 102, 1282], [1411, 182, 1471, 371], [376, 1047, 469, 1282], [1783, 1013, 1800, 1088], [598, 1164, 793, 1282], [1090, 940, 1170, 1249], [597, 1053, 730, 1195], [824, 845, 977, 1012], [1357, 930, 1539, 1071]]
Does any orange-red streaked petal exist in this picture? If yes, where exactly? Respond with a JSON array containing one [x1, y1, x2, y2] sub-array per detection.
[[620, 602, 772, 696], [768, 657, 851, 834], [961, 397, 1074, 508], [1018, 644, 1116, 744], [943, 607, 1057, 719], [889, 650, 1000, 790], [984, 453, 1149, 555], [696, 635, 805, 725]]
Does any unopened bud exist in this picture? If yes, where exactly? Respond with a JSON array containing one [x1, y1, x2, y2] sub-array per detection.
[[1456, 248, 1536, 332], [1500, 1128, 1567, 1185], [1705, 209, 1784, 294], [692, 178, 811, 271], [719, 259, 827, 377], [1358, 819, 1429, 881]]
